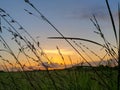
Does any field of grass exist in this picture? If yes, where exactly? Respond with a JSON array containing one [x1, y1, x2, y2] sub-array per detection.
[[0, 0, 119, 90], [0, 67, 117, 90]]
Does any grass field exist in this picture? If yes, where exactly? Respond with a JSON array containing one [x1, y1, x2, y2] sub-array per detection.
[[0, 66, 117, 90], [0, 0, 119, 90]]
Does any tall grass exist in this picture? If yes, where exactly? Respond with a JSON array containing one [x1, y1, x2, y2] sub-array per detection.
[[0, 8, 59, 89], [24, 0, 119, 89], [0, 0, 119, 90]]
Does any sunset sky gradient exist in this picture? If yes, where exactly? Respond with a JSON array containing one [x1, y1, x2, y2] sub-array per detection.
[[0, 0, 119, 70]]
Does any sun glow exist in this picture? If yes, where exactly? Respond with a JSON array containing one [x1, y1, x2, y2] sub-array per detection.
[[44, 49, 74, 55]]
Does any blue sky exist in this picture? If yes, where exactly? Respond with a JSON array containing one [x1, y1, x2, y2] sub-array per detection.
[[0, 0, 118, 41], [0, 0, 119, 68]]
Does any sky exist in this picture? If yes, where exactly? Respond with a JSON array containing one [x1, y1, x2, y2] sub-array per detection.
[[0, 0, 119, 70]]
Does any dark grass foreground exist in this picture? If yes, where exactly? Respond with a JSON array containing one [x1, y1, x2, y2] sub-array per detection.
[[0, 66, 117, 90]]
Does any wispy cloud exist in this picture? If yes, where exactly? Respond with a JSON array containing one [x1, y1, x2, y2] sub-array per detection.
[[40, 62, 62, 68], [68, 5, 118, 21], [44, 49, 74, 55]]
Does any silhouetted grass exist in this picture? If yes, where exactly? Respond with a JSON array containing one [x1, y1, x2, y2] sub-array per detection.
[[0, 0, 119, 90]]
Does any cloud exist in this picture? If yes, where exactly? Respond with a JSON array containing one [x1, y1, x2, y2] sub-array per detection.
[[75, 59, 117, 67], [68, 5, 118, 21], [44, 49, 74, 55], [40, 62, 62, 68]]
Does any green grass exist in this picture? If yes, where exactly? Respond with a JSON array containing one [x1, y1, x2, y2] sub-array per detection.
[[0, 0, 119, 90], [0, 67, 117, 90]]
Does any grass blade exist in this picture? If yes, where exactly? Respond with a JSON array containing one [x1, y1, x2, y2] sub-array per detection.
[[105, 0, 118, 46], [48, 37, 105, 48], [118, 3, 120, 90]]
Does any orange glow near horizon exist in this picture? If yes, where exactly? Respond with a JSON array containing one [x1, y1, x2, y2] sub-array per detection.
[[44, 49, 74, 55], [43, 49, 78, 64], [0, 47, 115, 71]]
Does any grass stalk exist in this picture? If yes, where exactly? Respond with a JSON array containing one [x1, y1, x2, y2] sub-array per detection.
[[56, 46, 67, 68], [105, 0, 118, 47], [118, 3, 120, 90]]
